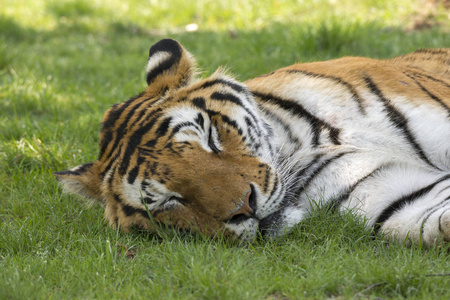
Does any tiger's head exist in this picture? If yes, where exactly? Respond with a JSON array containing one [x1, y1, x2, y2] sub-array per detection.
[[54, 39, 285, 240]]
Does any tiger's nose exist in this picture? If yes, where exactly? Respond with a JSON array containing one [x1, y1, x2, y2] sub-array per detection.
[[234, 191, 254, 217], [227, 184, 257, 221]]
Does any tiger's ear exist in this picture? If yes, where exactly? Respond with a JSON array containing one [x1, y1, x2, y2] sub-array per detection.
[[54, 163, 104, 205], [145, 39, 197, 93]]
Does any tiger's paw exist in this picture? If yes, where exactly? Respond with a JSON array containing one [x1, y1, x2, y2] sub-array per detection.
[[259, 205, 307, 239], [439, 209, 450, 242]]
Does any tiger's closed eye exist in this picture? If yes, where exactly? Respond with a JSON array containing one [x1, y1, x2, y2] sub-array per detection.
[[162, 196, 186, 210]]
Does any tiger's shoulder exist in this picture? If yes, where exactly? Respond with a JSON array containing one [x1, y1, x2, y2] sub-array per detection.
[[245, 49, 450, 109], [248, 48, 450, 80], [387, 48, 450, 80]]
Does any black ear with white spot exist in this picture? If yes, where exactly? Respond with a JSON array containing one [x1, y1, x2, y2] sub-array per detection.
[[145, 39, 196, 92]]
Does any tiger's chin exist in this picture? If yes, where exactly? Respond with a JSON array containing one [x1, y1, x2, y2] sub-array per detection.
[[224, 214, 291, 241]]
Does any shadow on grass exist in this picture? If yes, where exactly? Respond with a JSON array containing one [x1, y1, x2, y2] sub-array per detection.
[[2, 11, 449, 76], [0, 15, 36, 42], [2, 12, 449, 123]]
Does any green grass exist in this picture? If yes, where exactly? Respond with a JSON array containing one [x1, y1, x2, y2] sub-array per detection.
[[1, 0, 450, 299]]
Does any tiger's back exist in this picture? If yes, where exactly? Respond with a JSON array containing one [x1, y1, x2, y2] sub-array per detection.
[[388, 48, 450, 81], [246, 49, 450, 170], [55, 40, 450, 245]]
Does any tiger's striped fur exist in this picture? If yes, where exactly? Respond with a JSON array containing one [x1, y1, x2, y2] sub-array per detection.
[[55, 39, 450, 245]]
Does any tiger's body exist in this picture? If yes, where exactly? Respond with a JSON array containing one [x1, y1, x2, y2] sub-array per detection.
[[55, 39, 450, 245]]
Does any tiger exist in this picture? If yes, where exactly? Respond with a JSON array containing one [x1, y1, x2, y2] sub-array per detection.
[[54, 39, 450, 245]]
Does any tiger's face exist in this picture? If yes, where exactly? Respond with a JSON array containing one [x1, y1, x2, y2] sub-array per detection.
[[54, 39, 285, 240]]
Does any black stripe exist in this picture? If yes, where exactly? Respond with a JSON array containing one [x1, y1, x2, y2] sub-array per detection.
[[252, 91, 341, 146], [438, 207, 450, 234], [102, 103, 122, 130], [404, 70, 450, 89], [100, 149, 122, 179], [99, 130, 113, 159], [420, 73, 450, 89], [364, 76, 438, 170], [244, 118, 262, 151], [194, 113, 205, 129], [328, 165, 387, 211], [122, 204, 151, 219], [106, 165, 118, 187], [268, 175, 280, 204], [169, 121, 200, 138], [119, 112, 163, 175], [151, 209, 164, 219], [414, 48, 449, 55], [373, 174, 450, 234], [257, 103, 302, 149], [127, 166, 139, 185], [192, 97, 251, 140], [435, 185, 450, 198], [113, 193, 121, 203], [193, 79, 268, 142], [210, 92, 245, 107], [156, 117, 173, 136], [194, 95, 264, 153], [144, 139, 157, 148], [221, 115, 242, 134], [329, 128, 340, 145], [54, 163, 93, 176], [286, 154, 323, 191], [138, 146, 159, 159], [243, 117, 255, 142], [132, 101, 156, 129], [420, 196, 450, 238], [210, 91, 262, 135], [132, 104, 165, 130], [405, 74, 450, 116], [100, 92, 146, 159], [263, 164, 271, 193], [143, 197, 157, 204], [149, 39, 182, 57], [285, 69, 366, 114], [100, 146, 122, 179], [101, 92, 145, 132], [294, 152, 350, 197], [195, 78, 247, 94], [101, 98, 157, 161], [243, 117, 253, 130], [208, 126, 221, 153], [114, 193, 151, 219], [192, 97, 206, 110]]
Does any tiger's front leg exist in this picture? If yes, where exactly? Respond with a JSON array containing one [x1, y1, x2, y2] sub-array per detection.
[[262, 159, 450, 245], [259, 204, 309, 238], [339, 163, 450, 246]]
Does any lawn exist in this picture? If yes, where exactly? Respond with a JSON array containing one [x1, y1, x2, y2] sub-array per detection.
[[1, 0, 450, 299]]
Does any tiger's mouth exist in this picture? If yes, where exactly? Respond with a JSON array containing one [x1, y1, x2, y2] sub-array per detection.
[[258, 213, 279, 238], [225, 214, 279, 240]]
